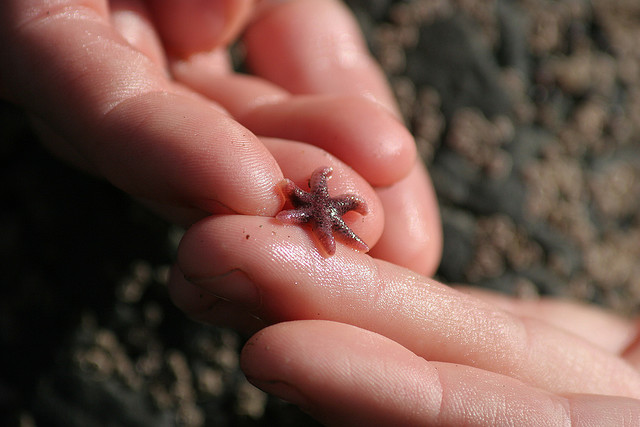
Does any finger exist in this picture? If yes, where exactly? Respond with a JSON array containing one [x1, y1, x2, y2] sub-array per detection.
[[244, 0, 399, 114], [0, 0, 283, 217], [368, 161, 442, 275], [241, 320, 640, 426], [146, 0, 254, 55], [168, 265, 265, 334], [458, 286, 638, 354], [173, 67, 415, 186], [177, 215, 640, 397], [172, 51, 414, 188], [242, 96, 416, 186]]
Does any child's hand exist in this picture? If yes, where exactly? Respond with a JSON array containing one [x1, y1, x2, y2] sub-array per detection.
[[0, 0, 441, 273]]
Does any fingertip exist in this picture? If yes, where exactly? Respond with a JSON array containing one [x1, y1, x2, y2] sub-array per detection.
[[175, 213, 383, 323]]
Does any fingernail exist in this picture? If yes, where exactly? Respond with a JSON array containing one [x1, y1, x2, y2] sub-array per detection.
[[187, 269, 260, 309]]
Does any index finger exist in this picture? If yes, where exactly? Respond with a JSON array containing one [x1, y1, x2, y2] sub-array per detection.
[[0, 0, 283, 216], [175, 214, 640, 398]]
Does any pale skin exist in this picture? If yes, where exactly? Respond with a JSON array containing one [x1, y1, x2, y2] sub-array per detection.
[[3, 0, 640, 425]]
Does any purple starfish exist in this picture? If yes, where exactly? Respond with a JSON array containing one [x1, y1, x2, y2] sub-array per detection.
[[276, 166, 369, 255]]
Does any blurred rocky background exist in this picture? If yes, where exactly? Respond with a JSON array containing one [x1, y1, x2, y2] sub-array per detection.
[[3, 0, 640, 425]]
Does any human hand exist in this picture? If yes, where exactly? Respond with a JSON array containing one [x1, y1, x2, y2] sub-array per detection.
[[0, 0, 441, 273], [171, 214, 640, 424]]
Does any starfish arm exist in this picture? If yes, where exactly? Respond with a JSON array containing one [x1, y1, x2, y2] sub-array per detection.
[[281, 179, 313, 206], [332, 217, 370, 253], [276, 209, 311, 224], [332, 195, 369, 216], [313, 220, 337, 255], [309, 166, 332, 199]]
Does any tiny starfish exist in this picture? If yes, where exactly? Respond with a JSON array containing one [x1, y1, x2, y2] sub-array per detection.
[[276, 166, 369, 255]]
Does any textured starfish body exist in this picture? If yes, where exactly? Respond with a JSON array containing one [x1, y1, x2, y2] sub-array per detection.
[[276, 167, 369, 255]]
